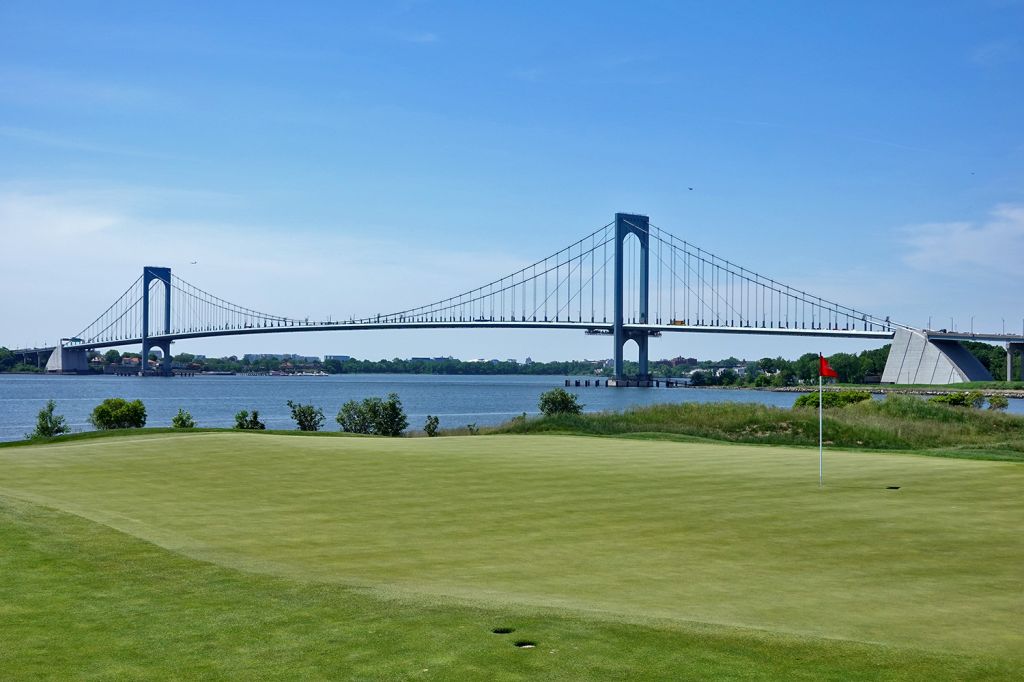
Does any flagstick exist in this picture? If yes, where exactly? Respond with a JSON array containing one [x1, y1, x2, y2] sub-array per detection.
[[818, 374, 823, 488]]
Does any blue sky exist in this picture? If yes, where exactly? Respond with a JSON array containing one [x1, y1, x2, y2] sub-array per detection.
[[1, 1, 1022, 361]]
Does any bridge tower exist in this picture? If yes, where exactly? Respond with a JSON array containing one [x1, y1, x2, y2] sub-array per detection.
[[141, 266, 173, 376], [612, 212, 653, 384]]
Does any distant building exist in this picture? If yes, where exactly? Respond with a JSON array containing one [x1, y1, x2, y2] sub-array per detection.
[[325, 355, 351, 362], [244, 353, 320, 363]]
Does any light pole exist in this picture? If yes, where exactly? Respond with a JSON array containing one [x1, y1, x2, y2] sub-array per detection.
[[971, 315, 975, 334], [1002, 318, 1006, 335]]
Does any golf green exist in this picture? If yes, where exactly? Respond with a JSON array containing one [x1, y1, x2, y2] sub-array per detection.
[[1, 432, 1021, 679]]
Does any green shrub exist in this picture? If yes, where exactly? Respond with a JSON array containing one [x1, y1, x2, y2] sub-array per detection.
[[234, 410, 266, 430], [337, 400, 374, 434], [286, 400, 325, 432], [27, 400, 71, 439], [794, 390, 872, 409], [335, 393, 407, 436], [171, 409, 196, 429], [539, 388, 583, 416], [988, 394, 1010, 411], [424, 415, 440, 437], [89, 398, 147, 430], [929, 391, 985, 409]]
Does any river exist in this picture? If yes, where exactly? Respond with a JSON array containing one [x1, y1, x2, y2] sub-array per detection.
[[1, 373, 1021, 442]]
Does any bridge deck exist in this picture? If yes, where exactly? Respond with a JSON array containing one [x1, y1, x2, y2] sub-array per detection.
[[65, 321, 896, 350]]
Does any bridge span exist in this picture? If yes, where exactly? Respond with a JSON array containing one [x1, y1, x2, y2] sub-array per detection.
[[44, 212, 1021, 384]]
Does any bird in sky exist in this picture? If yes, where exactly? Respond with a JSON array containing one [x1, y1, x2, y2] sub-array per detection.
[[190, 261, 198, 265]]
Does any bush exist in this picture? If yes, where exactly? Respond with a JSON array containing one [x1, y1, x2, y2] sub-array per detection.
[[287, 400, 325, 432], [336, 400, 374, 434], [234, 410, 266, 430], [89, 398, 147, 430], [27, 400, 70, 439], [929, 391, 985, 409], [988, 394, 1010, 411], [794, 390, 872, 409], [171, 409, 196, 429], [336, 393, 408, 436], [424, 415, 440, 437], [538, 388, 584, 416]]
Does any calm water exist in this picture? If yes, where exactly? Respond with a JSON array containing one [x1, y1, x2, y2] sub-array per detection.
[[1, 373, 1021, 442]]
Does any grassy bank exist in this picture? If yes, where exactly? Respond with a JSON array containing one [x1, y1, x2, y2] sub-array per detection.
[[769, 381, 1024, 394], [495, 396, 1024, 461], [1, 432, 1021, 678]]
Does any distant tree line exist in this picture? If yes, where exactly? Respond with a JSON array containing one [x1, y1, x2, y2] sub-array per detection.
[[3, 341, 1021, 382]]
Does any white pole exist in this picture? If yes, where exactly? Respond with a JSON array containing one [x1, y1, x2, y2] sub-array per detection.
[[818, 374, 823, 488]]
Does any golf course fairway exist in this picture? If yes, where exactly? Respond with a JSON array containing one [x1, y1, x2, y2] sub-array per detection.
[[1, 432, 1021, 679]]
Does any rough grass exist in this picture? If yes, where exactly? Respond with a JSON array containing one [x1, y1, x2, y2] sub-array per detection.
[[0, 432, 1021, 679], [494, 396, 1024, 461], [826, 381, 1024, 391]]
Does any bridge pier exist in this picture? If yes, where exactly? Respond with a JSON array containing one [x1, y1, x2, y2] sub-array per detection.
[[612, 212, 653, 383], [1009, 343, 1024, 382], [140, 266, 172, 376]]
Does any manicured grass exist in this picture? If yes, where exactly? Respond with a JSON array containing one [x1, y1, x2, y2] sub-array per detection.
[[497, 398, 1024, 461], [1, 432, 1021, 679]]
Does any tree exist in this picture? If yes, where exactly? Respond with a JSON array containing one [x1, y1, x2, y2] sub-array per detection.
[[171, 408, 196, 428], [375, 393, 408, 436], [770, 367, 797, 387], [793, 353, 820, 384], [538, 388, 583, 416], [89, 398, 147, 429], [335, 394, 408, 436], [103, 349, 121, 365], [234, 410, 266, 430], [337, 399, 375, 434], [0, 347, 15, 372], [27, 400, 70, 439], [826, 352, 862, 383], [988, 394, 1009, 411], [424, 415, 440, 436], [286, 400, 325, 431]]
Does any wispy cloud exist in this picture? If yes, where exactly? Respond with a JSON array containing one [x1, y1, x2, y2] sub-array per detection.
[[0, 186, 529, 347], [970, 40, 1019, 67], [510, 67, 544, 83], [901, 204, 1024, 277], [395, 30, 439, 44], [0, 125, 188, 161], [0, 67, 169, 109]]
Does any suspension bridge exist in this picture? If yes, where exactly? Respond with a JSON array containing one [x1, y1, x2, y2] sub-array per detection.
[[30, 213, 1024, 384]]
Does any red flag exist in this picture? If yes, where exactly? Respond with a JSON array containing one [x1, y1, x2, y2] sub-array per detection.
[[819, 354, 839, 379]]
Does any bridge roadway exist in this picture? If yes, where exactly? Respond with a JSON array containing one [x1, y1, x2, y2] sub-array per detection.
[[64, 320, 897, 351]]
